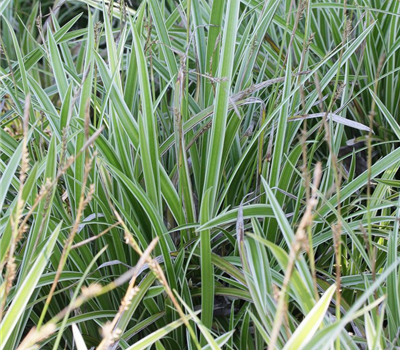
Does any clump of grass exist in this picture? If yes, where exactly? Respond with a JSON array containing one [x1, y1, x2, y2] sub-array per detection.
[[1, 0, 400, 349]]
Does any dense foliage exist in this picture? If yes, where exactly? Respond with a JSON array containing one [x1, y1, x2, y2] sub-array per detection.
[[1, 0, 400, 349]]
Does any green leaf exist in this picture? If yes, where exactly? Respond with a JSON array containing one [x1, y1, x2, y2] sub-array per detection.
[[0, 0, 12, 16], [283, 285, 336, 350], [125, 313, 196, 350], [130, 20, 161, 211], [0, 222, 62, 350], [369, 89, 400, 140]]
